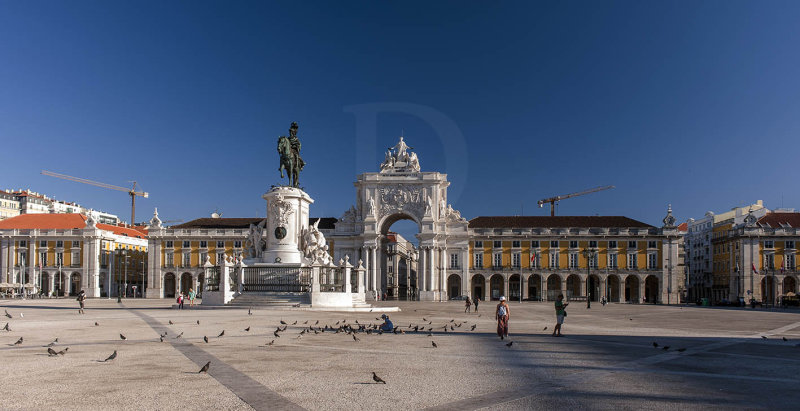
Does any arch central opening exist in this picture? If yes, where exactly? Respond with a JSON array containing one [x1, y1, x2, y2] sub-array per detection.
[[378, 214, 420, 301]]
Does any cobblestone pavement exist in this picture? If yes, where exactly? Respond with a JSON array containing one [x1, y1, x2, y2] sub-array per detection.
[[1, 298, 799, 410]]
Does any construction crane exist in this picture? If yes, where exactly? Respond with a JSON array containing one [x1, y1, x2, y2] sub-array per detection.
[[538, 185, 615, 216], [41, 170, 149, 226]]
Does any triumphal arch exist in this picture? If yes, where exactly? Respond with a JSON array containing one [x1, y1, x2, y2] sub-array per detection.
[[330, 136, 470, 301]]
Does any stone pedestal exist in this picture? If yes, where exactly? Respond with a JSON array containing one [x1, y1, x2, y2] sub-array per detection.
[[258, 186, 313, 265]]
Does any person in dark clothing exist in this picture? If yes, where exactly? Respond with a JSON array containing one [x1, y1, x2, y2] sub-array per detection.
[[77, 290, 86, 314]]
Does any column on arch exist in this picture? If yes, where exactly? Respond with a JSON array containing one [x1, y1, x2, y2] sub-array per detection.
[[639, 276, 646, 303], [522, 273, 529, 300], [461, 248, 469, 298], [371, 246, 379, 295]]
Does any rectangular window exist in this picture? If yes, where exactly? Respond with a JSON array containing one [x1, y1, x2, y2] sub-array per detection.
[[40, 252, 47, 266], [217, 252, 225, 263], [788, 254, 796, 270], [550, 240, 559, 248], [531, 240, 539, 248], [569, 253, 578, 269], [531, 251, 540, 268], [20, 240, 26, 247], [450, 253, 459, 269], [200, 252, 208, 265], [549, 252, 559, 269], [493, 241, 502, 248], [648, 253, 658, 269], [569, 240, 578, 248], [588, 253, 597, 268], [765, 254, 775, 269], [648, 241, 657, 249], [512, 240, 520, 248], [56, 240, 63, 248], [512, 252, 520, 267], [56, 252, 64, 266], [474, 253, 483, 268], [40, 240, 47, 248], [183, 241, 190, 248], [165, 253, 174, 267], [764, 240, 774, 249], [627, 253, 637, 269], [786, 241, 795, 249], [493, 253, 502, 268], [589, 240, 597, 248], [183, 252, 191, 267], [628, 241, 637, 249], [71, 251, 80, 266], [72, 241, 80, 248], [217, 241, 225, 249], [200, 241, 207, 248], [19, 252, 27, 266], [234, 240, 242, 248], [166, 241, 173, 248], [474, 240, 483, 248]]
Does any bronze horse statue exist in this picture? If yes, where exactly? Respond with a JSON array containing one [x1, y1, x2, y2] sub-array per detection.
[[277, 131, 304, 187]]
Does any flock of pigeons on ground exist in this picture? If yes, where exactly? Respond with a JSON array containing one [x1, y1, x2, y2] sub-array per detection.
[[3, 307, 799, 385]]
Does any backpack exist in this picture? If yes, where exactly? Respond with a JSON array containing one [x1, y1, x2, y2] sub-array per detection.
[[497, 305, 507, 317]]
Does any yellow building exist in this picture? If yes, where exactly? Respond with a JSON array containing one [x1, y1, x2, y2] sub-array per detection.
[[0, 213, 147, 297], [465, 212, 683, 304]]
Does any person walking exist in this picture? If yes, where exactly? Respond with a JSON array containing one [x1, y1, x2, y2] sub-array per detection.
[[188, 288, 196, 308], [177, 293, 184, 310], [474, 296, 480, 312], [496, 296, 510, 340], [464, 296, 472, 313], [552, 294, 568, 337], [76, 290, 86, 314]]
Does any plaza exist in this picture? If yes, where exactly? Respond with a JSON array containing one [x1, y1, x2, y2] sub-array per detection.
[[1, 298, 799, 410]]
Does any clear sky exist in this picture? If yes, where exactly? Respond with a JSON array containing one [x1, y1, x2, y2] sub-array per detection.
[[2, 1, 800, 242]]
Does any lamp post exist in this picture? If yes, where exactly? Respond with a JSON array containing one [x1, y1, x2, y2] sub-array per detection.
[[582, 248, 595, 309]]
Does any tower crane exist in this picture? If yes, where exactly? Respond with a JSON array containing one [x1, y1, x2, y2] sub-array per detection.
[[537, 185, 615, 216], [41, 170, 149, 226]]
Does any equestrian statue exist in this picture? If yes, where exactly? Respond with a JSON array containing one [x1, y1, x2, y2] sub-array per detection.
[[277, 122, 305, 187]]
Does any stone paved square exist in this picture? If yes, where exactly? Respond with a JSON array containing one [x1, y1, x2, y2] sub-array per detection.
[[2, 299, 799, 410]]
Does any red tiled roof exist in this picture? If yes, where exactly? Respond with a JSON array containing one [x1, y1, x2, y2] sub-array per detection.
[[677, 222, 688, 232], [757, 212, 800, 228], [0, 213, 146, 238], [468, 216, 653, 229]]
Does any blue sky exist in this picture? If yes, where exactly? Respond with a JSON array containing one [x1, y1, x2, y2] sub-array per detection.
[[2, 1, 800, 242]]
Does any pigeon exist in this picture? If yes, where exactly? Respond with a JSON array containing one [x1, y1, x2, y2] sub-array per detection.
[[267, 340, 274, 346], [103, 350, 117, 362], [4, 310, 11, 318], [280, 320, 287, 325], [427, 332, 432, 337], [244, 327, 250, 332], [653, 342, 659, 348], [218, 330, 225, 337], [372, 372, 386, 384], [203, 336, 209, 343], [57, 347, 69, 355], [303, 320, 308, 325], [676, 348, 686, 352], [423, 318, 427, 321], [196, 320, 200, 325], [2, 323, 10, 331], [292, 321, 297, 325], [47, 347, 58, 356], [198, 361, 210, 373], [120, 334, 127, 341], [19, 313, 23, 318], [629, 318, 633, 321], [315, 320, 319, 325], [13, 337, 23, 345], [543, 327, 547, 331], [761, 336, 767, 339], [431, 341, 438, 348], [274, 331, 281, 338], [94, 322, 99, 326], [169, 320, 174, 325], [783, 337, 788, 342], [471, 325, 477, 331], [175, 332, 183, 339], [160, 335, 164, 342], [506, 341, 513, 347], [45, 338, 58, 347], [353, 334, 360, 342], [662, 346, 670, 351]]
